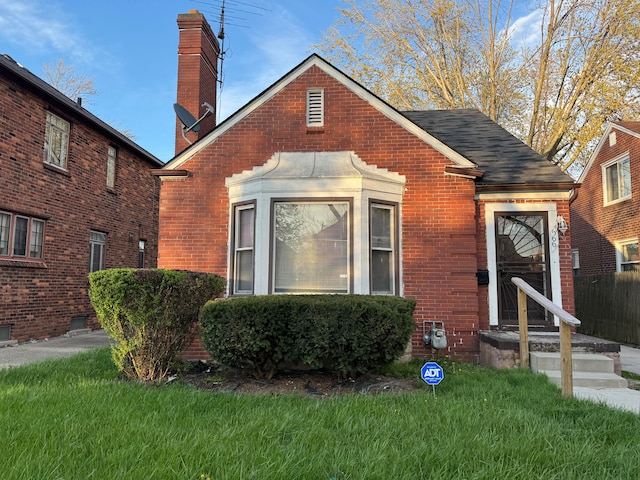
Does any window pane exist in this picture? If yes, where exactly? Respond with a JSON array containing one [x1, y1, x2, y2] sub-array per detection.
[[372, 250, 392, 293], [238, 207, 254, 248], [371, 206, 391, 249], [107, 146, 116, 188], [622, 243, 639, 263], [13, 217, 28, 257], [274, 203, 348, 293], [620, 158, 631, 198], [89, 231, 106, 272], [0, 213, 10, 255], [236, 250, 253, 292], [606, 163, 619, 202], [29, 219, 45, 259]]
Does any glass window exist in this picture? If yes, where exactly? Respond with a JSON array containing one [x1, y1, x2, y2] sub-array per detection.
[[0, 212, 45, 260], [44, 112, 70, 169], [29, 219, 45, 259], [89, 231, 106, 272], [12, 216, 28, 257], [273, 202, 348, 294], [572, 248, 580, 277], [603, 156, 631, 204], [371, 203, 396, 294], [617, 239, 639, 272], [138, 239, 146, 268], [107, 146, 117, 188], [233, 204, 255, 294], [0, 212, 10, 256]]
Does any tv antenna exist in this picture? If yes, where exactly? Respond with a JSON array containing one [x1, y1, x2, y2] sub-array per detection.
[[174, 102, 215, 145]]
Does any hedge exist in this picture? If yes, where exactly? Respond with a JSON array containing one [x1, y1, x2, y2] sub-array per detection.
[[199, 295, 416, 379], [88, 268, 225, 382]]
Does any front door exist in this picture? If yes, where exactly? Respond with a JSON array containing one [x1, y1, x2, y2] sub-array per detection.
[[495, 213, 552, 329]]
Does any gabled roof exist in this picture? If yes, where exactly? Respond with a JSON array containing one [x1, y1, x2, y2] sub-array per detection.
[[0, 54, 163, 167], [163, 54, 475, 171], [578, 121, 640, 183], [402, 109, 573, 187], [163, 54, 574, 190]]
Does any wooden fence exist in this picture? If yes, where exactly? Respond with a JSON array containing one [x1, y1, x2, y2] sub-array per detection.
[[574, 272, 640, 346]]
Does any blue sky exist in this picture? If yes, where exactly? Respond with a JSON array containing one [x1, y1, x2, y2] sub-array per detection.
[[0, 0, 541, 163], [0, 0, 344, 161]]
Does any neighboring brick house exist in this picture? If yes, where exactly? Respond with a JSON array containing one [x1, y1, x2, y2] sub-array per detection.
[[0, 53, 162, 342], [158, 11, 577, 362], [571, 122, 640, 276]]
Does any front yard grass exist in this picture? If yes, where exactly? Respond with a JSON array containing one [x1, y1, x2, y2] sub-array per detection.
[[1, 348, 639, 479]]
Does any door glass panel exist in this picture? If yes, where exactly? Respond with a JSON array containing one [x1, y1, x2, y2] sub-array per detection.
[[496, 214, 551, 328]]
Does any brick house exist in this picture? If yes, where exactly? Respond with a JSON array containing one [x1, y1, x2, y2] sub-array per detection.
[[0, 53, 162, 342], [571, 122, 640, 275], [157, 11, 577, 362]]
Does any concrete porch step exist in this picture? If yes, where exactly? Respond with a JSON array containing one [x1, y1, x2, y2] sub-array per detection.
[[538, 370, 629, 388], [530, 352, 628, 389], [530, 351, 615, 373]]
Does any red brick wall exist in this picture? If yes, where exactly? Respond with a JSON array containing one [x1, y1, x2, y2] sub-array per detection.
[[571, 127, 640, 275], [161, 66, 483, 362], [0, 71, 159, 341]]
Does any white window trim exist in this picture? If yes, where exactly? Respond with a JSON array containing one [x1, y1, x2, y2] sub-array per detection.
[[226, 152, 405, 296], [615, 238, 639, 272], [602, 152, 631, 206], [232, 203, 255, 295], [485, 202, 563, 326], [306, 88, 324, 127]]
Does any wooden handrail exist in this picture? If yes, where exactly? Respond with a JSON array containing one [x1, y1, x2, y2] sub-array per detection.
[[511, 277, 581, 397]]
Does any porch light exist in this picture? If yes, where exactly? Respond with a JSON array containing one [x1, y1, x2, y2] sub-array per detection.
[[556, 215, 568, 235]]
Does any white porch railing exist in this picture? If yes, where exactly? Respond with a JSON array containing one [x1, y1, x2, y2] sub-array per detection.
[[511, 277, 581, 397]]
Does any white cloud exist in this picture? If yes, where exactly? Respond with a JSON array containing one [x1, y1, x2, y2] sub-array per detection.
[[508, 7, 544, 50], [0, 0, 95, 64]]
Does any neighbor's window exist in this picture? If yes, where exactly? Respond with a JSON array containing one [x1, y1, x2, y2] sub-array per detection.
[[572, 248, 580, 277], [138, 239, 146, 268], [616, 239, 639, 272], [603, 155, 631, 205], [232, 204, 255, 294], [107, 146, 117, 188], [89, 230, 106, 272], [371, 203, 397, 294], [0, 211, 45, 260], [44, 112, 70, 169], [273, 201, 348, 294], [306, 88, 324, 127]]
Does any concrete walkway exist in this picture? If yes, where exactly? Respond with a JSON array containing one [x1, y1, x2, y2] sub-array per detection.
[[0, 330, 639, 413], [0, 329, 111, 369]]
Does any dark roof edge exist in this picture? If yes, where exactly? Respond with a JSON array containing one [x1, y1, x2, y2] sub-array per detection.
[[0, 54, 163, 168], [477, 182, 579, 192]]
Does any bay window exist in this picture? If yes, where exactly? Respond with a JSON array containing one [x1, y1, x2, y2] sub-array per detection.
[[226, 151, 405, 296]]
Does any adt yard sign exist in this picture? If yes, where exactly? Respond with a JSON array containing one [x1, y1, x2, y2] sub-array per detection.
[[421, 361, 444, 386]]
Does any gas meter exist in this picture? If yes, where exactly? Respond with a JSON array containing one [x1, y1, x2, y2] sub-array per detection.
[[422, 321, 447, 349]]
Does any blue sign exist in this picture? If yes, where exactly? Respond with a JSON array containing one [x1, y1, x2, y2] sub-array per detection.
[[421, 361, 444, 386]]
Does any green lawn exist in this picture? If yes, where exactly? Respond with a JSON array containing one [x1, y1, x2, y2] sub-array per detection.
[[1, 348, 638, 479]]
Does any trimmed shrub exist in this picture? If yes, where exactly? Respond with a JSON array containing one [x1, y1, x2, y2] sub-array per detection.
[[199, 295, 416, 379], [88, 268, 225, 382]]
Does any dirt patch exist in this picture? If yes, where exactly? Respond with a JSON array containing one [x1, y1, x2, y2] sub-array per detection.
[[176, 362, 422, 397]]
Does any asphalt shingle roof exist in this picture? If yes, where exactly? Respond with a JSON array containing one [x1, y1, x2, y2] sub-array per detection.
[[402, 109, 574, 186]]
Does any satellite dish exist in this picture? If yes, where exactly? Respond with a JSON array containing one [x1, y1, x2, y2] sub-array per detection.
[[174, 103, 200, 133], [173, 102, 214, 145]]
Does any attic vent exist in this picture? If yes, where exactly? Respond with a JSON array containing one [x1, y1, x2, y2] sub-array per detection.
[[609, 131, 617, 146], [306, 88, 324, 127]]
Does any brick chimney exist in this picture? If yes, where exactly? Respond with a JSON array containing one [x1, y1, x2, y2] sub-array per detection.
[[175, 10, 219, 154]]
